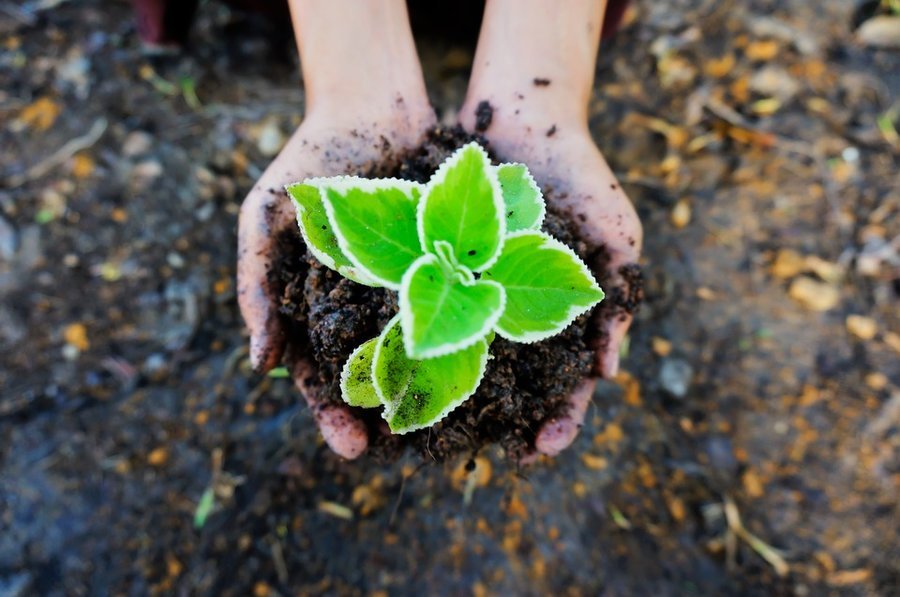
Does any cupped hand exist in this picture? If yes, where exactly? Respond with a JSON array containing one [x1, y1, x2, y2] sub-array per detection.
[[462, 114, 643, 458], [237, 108, 435, 459]]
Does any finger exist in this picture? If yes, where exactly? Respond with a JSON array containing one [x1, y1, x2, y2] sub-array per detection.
[[597, 311, 631, 378], [534, 378, 596, 457], [292, 359, 369, 460], [237, 174, 296, 372]]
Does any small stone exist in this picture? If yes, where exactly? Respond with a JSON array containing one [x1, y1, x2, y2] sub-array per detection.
[[771, 249, 804, 279], [0, 214, 18, 261], [166, 252, 185, 269], [788, 277, 840, 312], [131, 160, 163, 189], [804, 256, 843, 283], [749, 66, 799, 102], [671, 199, 691, 228], [856, 16, 900, 49], [659, 358, 693, 398], [62, 344, 79, 361], [256, 118, 284, 157], [865, 372, 888, 391], [845, 315, 877, 340], [651, 336, 672, 357], [122, 131, 153, 157]]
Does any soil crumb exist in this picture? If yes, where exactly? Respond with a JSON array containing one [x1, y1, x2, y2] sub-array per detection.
[[533, 77, 551, 86], [474, 100, 494, 133], [272, 126, 627, 462]]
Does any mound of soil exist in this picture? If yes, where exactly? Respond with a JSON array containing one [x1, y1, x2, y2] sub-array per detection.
[[271, 126, 635, 461]]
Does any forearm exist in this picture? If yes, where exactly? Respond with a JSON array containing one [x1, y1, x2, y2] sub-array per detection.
[[465, 0, 606, 127], [288, 0, 429, 117]]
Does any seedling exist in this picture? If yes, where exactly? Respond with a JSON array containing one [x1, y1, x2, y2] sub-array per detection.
[[286, 143, 604, 434]]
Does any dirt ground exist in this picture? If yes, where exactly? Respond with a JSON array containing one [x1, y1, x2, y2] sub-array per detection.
[[1, 0, 898, 594]]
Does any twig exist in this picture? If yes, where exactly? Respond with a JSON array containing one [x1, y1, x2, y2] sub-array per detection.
[[723, 495, 789, 576], [5, 118, 107, 186]]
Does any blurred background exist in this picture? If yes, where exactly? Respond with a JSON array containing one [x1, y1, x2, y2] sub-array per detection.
[[1, 0, 898, 594]]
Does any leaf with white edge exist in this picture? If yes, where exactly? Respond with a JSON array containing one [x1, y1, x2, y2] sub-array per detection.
[[373, 316, 489, 434], [400, 253, 504, 359], [316, 177, 424, 289], [418, 143, 505, 272], [285, 182, 378, 286], [483, 231, 604, 342], [339, 337, 380, 408], [496, 163, 545, 232]]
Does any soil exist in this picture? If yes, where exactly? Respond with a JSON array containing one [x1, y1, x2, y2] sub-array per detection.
[[2, 0, 899, 595], [272, 126, 615, 461]]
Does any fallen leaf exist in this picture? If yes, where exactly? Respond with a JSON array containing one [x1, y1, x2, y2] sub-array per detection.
[[846, 315, 877, 340], [63, 322, 90, 351], [71, 153, 95, 179], [704, 54, 736, 78], [15, 96, 61, 132], [788, 277, 840, 312], [652, 337, 673, 357], [771, 249, 805, 279], [864, 372, 888, 391], [147, 447, 169, 466], [745, 39, 779, 61]]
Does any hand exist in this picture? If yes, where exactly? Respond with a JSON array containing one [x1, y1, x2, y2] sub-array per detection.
[[238, 0, 434, 459], [237, 109, 435, 459], [465, 117, 643, 457]]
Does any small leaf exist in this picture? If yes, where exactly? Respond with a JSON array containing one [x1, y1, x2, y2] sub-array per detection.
[[496, 163, 545, 232], [400, 254, 505, 359], [418, 143, 505, 271], [193, 487, 216, 529], [483, 231, 604, 342], [285, 183, 378, 286], [373, 316, 489, 434], [319, 177, 424, 289], [339, 337, 381, 408], [267, 366, 290, 378]]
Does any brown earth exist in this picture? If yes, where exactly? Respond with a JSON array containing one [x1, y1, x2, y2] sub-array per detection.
[[1, 0, 898, 595]]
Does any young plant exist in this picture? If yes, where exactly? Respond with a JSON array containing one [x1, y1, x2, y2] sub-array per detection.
[[286, 143, 604, 434]]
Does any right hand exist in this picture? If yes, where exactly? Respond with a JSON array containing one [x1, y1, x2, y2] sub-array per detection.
[[237, 108, 435, 459]]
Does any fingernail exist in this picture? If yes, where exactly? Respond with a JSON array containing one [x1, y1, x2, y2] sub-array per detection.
[[316, 405, 368, 460], [535, 418, 578, 457]]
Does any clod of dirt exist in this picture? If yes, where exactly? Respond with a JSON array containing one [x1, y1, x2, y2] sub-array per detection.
[[474, 101, 494, 133], [272, 126, 631, 462]]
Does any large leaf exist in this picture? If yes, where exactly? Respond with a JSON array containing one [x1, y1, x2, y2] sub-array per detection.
[[316, 176, 424, 289], [373, 316, 489, 434], [418, 143, 505, 272], [483, 231, 604, 342], [285, 183, 378, 286], [400, 253, 504, 359], [496, 163, 545, 232], [339, 337, 380, 408]]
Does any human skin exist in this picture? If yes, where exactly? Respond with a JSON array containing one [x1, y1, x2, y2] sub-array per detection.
[[460, 0, 643, 456], [237, 0, 642, 460], [236, 0, 436, 458]]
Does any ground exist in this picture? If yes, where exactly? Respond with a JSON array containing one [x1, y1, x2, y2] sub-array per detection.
[[1, 0, 898, 595]]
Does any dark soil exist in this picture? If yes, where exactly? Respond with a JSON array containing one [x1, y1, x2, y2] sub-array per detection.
[[272, 126, 610, 461]]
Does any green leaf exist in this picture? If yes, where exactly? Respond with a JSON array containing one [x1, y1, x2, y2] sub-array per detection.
[[496, 163, 545, 232], [193, 487, 216, 529], [267, 366, 290, 378], [400, 254, 505, 359], [319, 177, 424, 289], [285, 182, 378, 286], [418, 143, 505, 272], [339, 337, 381, 408], [373, 316, 489, 434], [483, 231, 604, 342]]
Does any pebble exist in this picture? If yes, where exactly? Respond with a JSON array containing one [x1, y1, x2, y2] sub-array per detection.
[[750, 66, 800, 102], [256, 118, 285, 157], [122, 131, 153, 157], [659, 358, 693, 398], [652, 336, 673, 357], [856, 16, 900, 49], [0, 214, 18, 261], [771, 248, 804, 279], [788, 277, 840, 312], [845, 315, 877, 340]]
